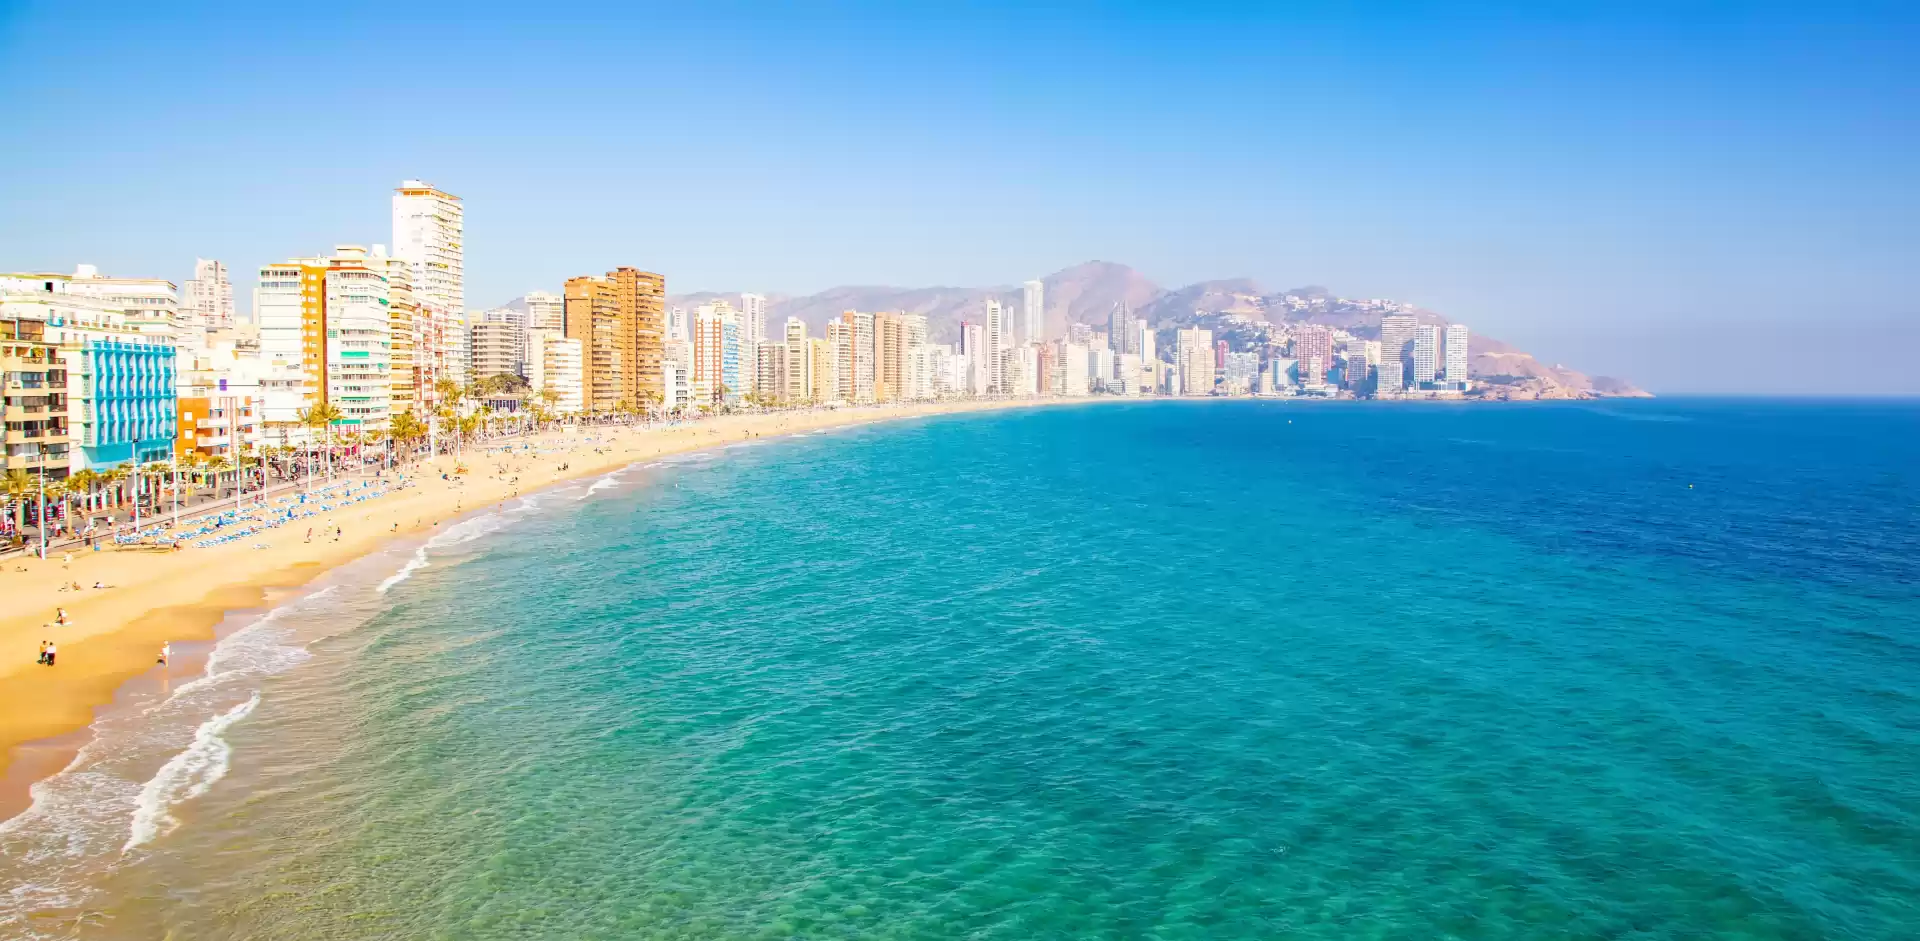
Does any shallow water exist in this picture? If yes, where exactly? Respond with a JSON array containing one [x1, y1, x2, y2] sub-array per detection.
[[3, 400, 1916, 939]]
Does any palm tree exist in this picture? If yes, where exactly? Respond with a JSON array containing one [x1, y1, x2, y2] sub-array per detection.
[[296, 403, 345, 486], [66, 468, 99, 518], [390, 412, 425, 464], [434, 376, 460, 412]]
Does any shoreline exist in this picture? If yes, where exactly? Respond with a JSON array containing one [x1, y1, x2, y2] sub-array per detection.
[[0, 398, 1077, 821]]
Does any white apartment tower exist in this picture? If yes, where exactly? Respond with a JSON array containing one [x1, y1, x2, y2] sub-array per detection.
[[1378, 314, 1419, 394], [1022, 280, 1044, 344], [321, 246, 393, 430], [525, 329, 584, 414], [525, 290, 564, 332], [984, 299, 1006, 392], [392, 180, 464, 313], [739, 293, 767, 396], [1444, 323, 1470, 384], [1413, 325, 1441, 385], [186, 258, 234, 330]]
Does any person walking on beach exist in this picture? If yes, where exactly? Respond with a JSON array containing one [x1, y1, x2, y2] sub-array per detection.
[[43, 642, 56, 666], [37, 640, 48, 665], [158, 642, 170, 666]]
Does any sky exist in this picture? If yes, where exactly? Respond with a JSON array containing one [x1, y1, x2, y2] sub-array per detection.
[[1, 1, 1915, 394]]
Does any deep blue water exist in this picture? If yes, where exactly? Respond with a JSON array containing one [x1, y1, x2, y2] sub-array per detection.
[[53, 400, 1920, 938]]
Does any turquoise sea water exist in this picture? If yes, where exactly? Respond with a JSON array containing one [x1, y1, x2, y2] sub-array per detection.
[[3, 400, 1917, 939]]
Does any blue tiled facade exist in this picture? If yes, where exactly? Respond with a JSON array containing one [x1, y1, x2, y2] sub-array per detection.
[[82, 337, 176, 469]]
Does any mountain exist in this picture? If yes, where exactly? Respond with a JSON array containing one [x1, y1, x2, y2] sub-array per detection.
[[632, 261, 1649, 397]]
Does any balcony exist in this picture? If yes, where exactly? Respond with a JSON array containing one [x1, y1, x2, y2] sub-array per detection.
[[3, 451, 58, 471]]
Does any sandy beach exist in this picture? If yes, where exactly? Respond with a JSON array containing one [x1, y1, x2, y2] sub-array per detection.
[[0, 398, 1060, 819]]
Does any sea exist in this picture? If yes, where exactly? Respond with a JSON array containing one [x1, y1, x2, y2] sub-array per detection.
[[1, 398, 1915, 940]]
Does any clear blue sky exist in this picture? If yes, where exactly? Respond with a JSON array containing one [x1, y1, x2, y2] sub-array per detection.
[[2, 1, 1914, 393]]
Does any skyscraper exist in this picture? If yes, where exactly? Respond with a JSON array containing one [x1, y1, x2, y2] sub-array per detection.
[[525, 329, 584, 414], [827, 319, 852, 402], [692, 304, 727, 405], [1444, 323, 1470, 385], [1176, 327, 1214, 396], [873, 311, 903, 402], [391, 180, 463, 314], [1295, 325, 1333, 387], [1109, 303, 1134, 355], [614, 267, 666, 406], [959, 322, 986, 395], [739, 293, 767, 396], [841, 309, 875, 403], [318, 246, 392, 431], [1023, 280, 1044, 343], [983, 300, 1005, 392], [185, 258, 233, 330], [525, 290, 564, 332], [1413, 324, 1441, 385], [471, 320, 523, 381], [1378, 314, 1419, 393], [384, 256, 418, 418], [563, 274, 623, 413], [784, 317, 812, 403]]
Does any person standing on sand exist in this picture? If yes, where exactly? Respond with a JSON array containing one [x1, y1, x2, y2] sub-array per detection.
[[158, 642, 170, 665], [37, 640, 48, 664], [43, 641, 56, 666]]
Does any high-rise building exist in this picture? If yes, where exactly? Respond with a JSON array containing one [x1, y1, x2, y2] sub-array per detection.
[[840, 309, 875, 403], [1109, 303, 1134, 355], [1136, 319, 1154, 365], [1295, 325, 1333, 387], [253, 259, 322, 434], [445, 308, 471, 387], [1061, 341, 1089, 395], [1177, 327, 1214, 396], [525, 329, 584, 414], [384, 256, 418, 419], [808, 335, 836, 403], [1444, 323, 1470, 385], [563, 267, 665, 413], [1413, 324, 1441, 385], [318, 246, 392, 431], [479, 306, 529, 378], [563, 275, 622, 413], [1378, 314, 1419, 394], [983, 300, 1005, 392], [392, 180, 463, 314], [959, 322, 987, 395], [719, 317, 743, 405], [471, 320, 522, 380], [692, 304, 726, 405], [755, 340, 786, 402], [185, 258, 234, 331], [525, 290, 564, 332], [1344, 343, 1371, 392], [1022, 280, 1044, 343], [614, 267, 666, 407], [739, 293, 767, 396], [901, 313, 928, 399], [873, 312, 905, 401], [827, 319, 852, 402], [254, 248, 391, 432]]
